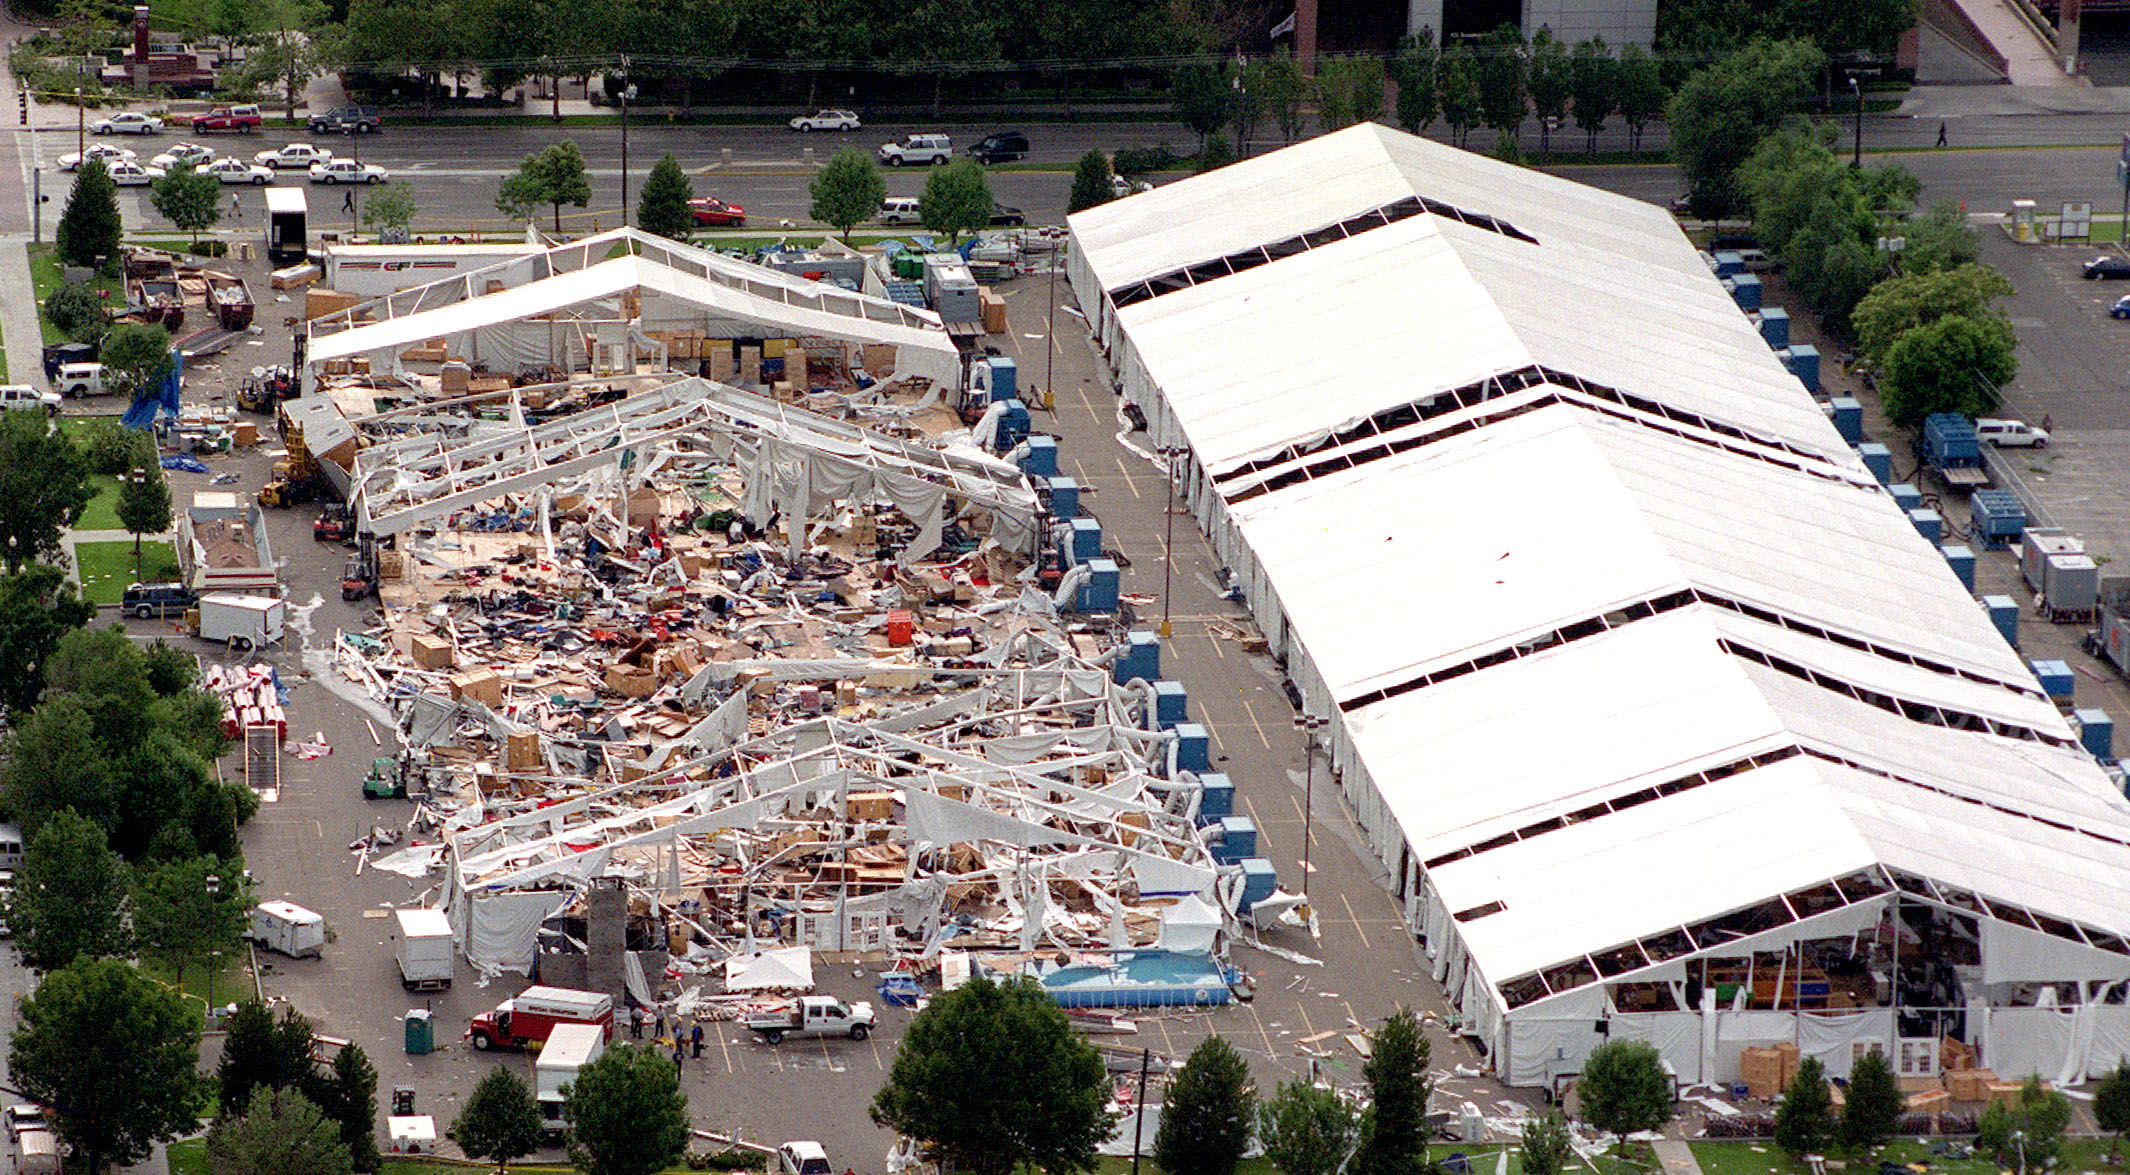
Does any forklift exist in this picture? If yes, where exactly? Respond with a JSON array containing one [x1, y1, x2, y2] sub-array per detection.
[[260, 418, 327, 508], [362, 754, 405, 799], [313, 504, 352, 543], [341, 532, 380, 602]]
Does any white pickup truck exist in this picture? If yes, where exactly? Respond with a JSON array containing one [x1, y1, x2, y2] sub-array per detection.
[[743, 994, 876, 1044]]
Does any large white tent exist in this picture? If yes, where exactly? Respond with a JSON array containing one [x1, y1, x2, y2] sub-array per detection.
[[1069, 123, 2130, 1089]]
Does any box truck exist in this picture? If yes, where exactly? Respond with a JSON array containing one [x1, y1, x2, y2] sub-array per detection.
[[246, 901, 326, 958], [466, 986, 613, 1051], [394, 907, 452, 991], [193, 594, 285, 650], [534, 1022, 606, 1137]]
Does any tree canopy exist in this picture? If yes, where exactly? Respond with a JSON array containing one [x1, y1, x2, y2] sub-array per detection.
[[359, 183, 417, 235], [217, 999, 319, 1118], [1068, 151, 1114, 214], [0, 411, 93, 574], [1519, 1110, 1573, 1175], [1880, 312, 2018, 427], [1156, 1035, 1255, 1175], [1773, 1056, 1833, 1156], [636, 155, 694, 240], [57, 160, 122, 269], [1668, 39, 1824, 219], [100, 323, 178, 404], [808, 148, 884, 242], [0, 564, 95, 717], [1977, 1076, 2071, 1167], [497, 141, 591, 233], [452, 1067, 543, 1174], [10, 956, 204, 1173], [918, 159, 994, 244], [1851, 263, 2013, 367], [2, 809, 130, 972], [1356, 1007, 1430, 1175], [564, 1044, 691, 1175], [2096, 1062, 2130, 1151], [1840, 1047, 1903, 1152], [870, 975, 1110, 1175], [206, 1086, 352, 1175], [1576, 1040, 1674, 1145], [150, 163, 223, 243], [134, 852, 253, 999], [1257, 1078, 1357, 1175]]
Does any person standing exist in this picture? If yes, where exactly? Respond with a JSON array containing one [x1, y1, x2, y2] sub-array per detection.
[[629, 1005, 643, 1038], [654, 1007, 666, 1041], [671, 1042, 685, 1076], [690, 1022, 704, 1058]]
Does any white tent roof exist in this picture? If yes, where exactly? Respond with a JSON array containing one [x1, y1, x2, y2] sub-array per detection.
[[723, 946, 815, 992]]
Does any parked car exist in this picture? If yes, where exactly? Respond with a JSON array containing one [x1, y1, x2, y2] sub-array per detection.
[[2113, 294, 2130, 319], [202, 157, 274, 185], [789, 109, 860, 132], [1975, 418, 2049, 448], [967, 131, 1029, 163], [308, 105, 381, 135], [988, 202, 1025, 226], [1110, 175, 1152, 198], [104, 160, 166, 187], [2086, 255, 2130, 280], [776, 1142, 833, 1175], [309, 158, 388, 184], [121, 582, 198, 619], [1, 1103, 44, 1144], [92, 112, 162, 135], [256, 143, 334, 169], [191, 104, 262, 133], [688, 196, 746, 226], [878, 133, 951, 167], [878, 196, 921, 225], [58, 143, 136, 171], [0, 385, 61, 415], [56, 362, 106, 398], [150, 142, 215, 169]]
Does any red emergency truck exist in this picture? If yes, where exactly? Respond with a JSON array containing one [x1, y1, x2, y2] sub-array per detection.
[[466, 986, 615, 1051]]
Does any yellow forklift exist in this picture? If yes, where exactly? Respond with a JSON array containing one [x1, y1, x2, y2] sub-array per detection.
[[259, 415, 327, 508]]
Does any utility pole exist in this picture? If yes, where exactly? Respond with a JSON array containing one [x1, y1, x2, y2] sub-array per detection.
[[1295, 713, 1327, 912], [619, 57, 634, 228], [1156, 445, 1183, 637]]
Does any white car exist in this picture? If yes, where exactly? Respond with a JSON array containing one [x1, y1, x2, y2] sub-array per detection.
[[775, 1142, 832, 1175], [308, 158, 387, 184], [105, 160, 165, 186], [789, 109, 860, 132], [92, 111, 162, 135], [58, 143, 136, 171], [202, 157, 273, 185], [2, 1104, 45, 1143], [1110, 175, 1152, 198], [150, 142, 215, 169], [255, 143, 334, 169], [0, 385, 61, 415]]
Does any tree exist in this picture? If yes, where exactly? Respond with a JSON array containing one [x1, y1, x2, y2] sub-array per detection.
[[206, 1086, 352, 1175], [1667, 39, 1824, 219], [496, 140, 591, 234], [1851, 264, 2013, 367], [1316, 55, 1384, 131], [1157, 1036, 1255, 1175], [1258, 1079, 1356, 1175], [1976, 1076, 2070, 1168], [1172, 62, 1230, 150], [1475, 27, 1528, 148], [2, 810, 129, 972], [1068, 151, 1114, 214], [1391, 37, 1439, 135], [870, 975, 1109, 1175], [452, 1068, 543, 1175], [134, 853, 253, 1002], [44, 281, 110, 347], [100, 323, 177, 405], [808, 148, 884, 243], [116, 464, 171, 574], [637, 155, 694, 241], [1568, 38, 1615, 152], [10, 956, 204, 1174], [0, 565, 94, 717], [1355, 1006, 1430, 1175], [149, 163, 222, 244], [1897, 202, 1979, 275], [1576, 1040, 1673, 1147], [1519, 1110, 1574, 1175], [1773, 1056, 1834, 1156], [56, 160, 122, 269], [1248, 50, 1307, 144], [564, 1044, 690, 1175], [1195, 134, 1238, 173], [0, 409, 93, 574], [320, 1043, 381, 1173], [1880, 307, 2019, 427], [919, 159, 994, 244], [2095, 1062, 2130, 1161], [1840, 1047, 1903, 1152], [1440, 47, 1483, 148], [1527, 31, 1572, 153], [359, 183, 417, 237], [217, 999, 318, 1117], [1615, 44, 1666, 151]]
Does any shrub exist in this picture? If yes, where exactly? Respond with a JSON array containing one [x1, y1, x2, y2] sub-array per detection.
[[187, 240, 228, 258], [45, 281, 110, 345], [1701, 1114, 1775, 1139], [78, 417, 155, 476], [1112, 143, 1182, 175]]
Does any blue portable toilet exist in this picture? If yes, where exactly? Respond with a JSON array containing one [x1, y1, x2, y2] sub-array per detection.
[[1857, 442, 1892, 483], [2077, 708, 2116, 762], [1984, 595, 2018, 649], [1942, 544, 1975, 591], [1829, 396, 1861, 442], [1758, 307, 1791, 348]]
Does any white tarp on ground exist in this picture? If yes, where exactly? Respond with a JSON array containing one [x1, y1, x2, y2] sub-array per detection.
[[724, 946, 816, 992]]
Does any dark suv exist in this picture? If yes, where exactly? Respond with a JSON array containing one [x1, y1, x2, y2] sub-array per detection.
[[967, 132, 1029, 163], [122, 582, 197, 619], [308, 106, 382, 135]]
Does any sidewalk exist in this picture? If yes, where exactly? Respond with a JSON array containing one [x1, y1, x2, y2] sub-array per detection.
[[1650, 1139, 1707, 1175], [0, 236, 43, 386]]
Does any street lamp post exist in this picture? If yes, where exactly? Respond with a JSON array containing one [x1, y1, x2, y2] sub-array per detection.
[[74, 86, 82, 161], [1156, 445, 1184, 637], [619, 64, 636, 229], [1850, 77, 1864, 168], [199, 872, 221, 1010], [1295, 714, 1327, 910], [128, 467, 146, 572]]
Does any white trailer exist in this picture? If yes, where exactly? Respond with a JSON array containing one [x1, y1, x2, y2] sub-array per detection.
[[534, 1022, 606, 1137], [247, 900, 325, 958], [394, 907, 453, 991], [195, 594, 285, 649]]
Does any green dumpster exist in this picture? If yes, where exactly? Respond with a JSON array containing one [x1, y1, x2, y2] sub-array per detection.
[[404, 1008, 434, 1055]]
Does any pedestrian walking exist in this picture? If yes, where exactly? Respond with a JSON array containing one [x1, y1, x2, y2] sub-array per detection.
[[672, 1042, 685, 1075], [1936, 121, 1948, 148], [342, 188, 355, 213], [230, 192, 241, 216], [629, 1005, 643, 1038], [690, 1022, 704, 1058]]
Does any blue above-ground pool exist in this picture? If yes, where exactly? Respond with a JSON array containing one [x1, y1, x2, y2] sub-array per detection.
[[1035, 950, 1240, 1009]]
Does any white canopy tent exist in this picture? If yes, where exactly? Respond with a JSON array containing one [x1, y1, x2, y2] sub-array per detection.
[[725, 947, 816, 992]]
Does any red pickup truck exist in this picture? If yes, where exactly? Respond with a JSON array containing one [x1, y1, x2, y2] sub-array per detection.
[[192, 104, 262, 133]]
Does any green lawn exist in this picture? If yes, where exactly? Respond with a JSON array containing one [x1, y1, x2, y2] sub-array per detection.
[[1691, 1136, 2117, 1175], [76, 538, 175, 604], [27, 242, 124, 346], [77, 473, 123, 530], [169, 1142, 754, 1175]]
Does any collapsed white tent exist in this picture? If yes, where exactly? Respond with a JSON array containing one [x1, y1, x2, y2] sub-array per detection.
[[1070, 122, 2130, 1088], [725, 946, 815, 991]]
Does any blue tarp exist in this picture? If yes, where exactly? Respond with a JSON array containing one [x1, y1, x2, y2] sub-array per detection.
[[118, 347, 183, 430], [160, 454, 208, 474]]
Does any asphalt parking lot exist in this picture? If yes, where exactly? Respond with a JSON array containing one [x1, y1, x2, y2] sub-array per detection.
[[68, 246, 1491, 1171]]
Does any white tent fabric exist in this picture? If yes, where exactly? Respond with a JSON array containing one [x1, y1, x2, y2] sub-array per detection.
[[724, 946, 816, 991], [1159, 893, 1223, 954]]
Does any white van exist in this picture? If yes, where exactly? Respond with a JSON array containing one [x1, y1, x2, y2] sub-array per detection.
[[1975, 417, 2050, 448], [15, 1128, 59, 1175], [246, 901, 326, 958], [0, 824, 24, 872], [878, 197, 921, 225]]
